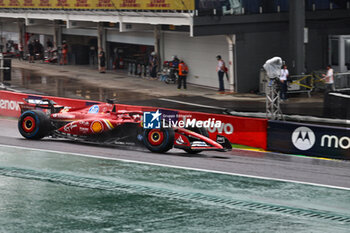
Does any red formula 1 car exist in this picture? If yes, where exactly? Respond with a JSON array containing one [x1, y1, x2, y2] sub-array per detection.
[[18, 98, 232, 154]]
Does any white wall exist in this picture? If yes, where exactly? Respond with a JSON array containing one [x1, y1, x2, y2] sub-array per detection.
[[63, 28, 97, 37], [107, 30, 154, 46], [27, 25, 54, 36], [163, 32, 229, 89], [0, 22, 19, 43]]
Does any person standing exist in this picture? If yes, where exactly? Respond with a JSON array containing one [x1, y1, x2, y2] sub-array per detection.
[[28, 41, 34, 63], [46, 39, 53, 50], [60, 40, 68, 65], [178, 60, 189, 90], [279, 65, 289, 100], [322, 65, 335, 92], [149, 52, 158, 78], [99, 49, 106, 73], [216, 55, 226, 93], [19, 43, 24, 60], [170, 55, 179, 82]]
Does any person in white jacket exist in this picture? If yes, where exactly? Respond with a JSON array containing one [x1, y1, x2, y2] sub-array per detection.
[[322, 65, 335, 92]]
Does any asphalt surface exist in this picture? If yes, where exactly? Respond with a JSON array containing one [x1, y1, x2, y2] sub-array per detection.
[[2, 117, 350, 189]]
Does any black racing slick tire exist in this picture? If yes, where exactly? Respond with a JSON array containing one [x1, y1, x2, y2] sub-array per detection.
[[184, 127, 209, 154], [143, 128, 174, 153], [18, 110, 51, 140]]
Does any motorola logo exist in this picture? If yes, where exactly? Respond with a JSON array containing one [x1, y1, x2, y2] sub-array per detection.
[[292, 127, 316, 151]]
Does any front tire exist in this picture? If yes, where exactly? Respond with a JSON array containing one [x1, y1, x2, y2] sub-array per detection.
[[18, 110, 50, 139], [143, 128, 174, 153]]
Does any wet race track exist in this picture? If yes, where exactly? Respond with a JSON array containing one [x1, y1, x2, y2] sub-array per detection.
[[1, 118, 350, 232]]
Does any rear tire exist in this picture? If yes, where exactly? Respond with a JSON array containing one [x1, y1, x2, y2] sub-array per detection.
[[18, 110, 50, 139], [143, 128, 174, 153], [184, 127, 209, 154]]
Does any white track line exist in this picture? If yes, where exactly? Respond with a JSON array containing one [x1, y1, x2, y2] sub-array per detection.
[[1, 144, 349, 191], [159, 98, 226, 110]]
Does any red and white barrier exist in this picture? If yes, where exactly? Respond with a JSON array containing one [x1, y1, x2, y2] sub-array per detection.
[[0, 90, 102, 117], [178, 111, 267, 150]]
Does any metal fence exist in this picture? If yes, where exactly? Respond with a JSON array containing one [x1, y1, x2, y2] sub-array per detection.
[[334, 72, 350, 91], [260, 70, 350, 97]]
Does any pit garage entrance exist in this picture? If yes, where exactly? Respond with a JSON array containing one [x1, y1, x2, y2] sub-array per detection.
[[329, 35, 350, 73]]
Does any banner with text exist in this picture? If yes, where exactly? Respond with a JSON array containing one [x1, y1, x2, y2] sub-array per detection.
[[0, 0, 194, 10], [268, 121, 350, 160]]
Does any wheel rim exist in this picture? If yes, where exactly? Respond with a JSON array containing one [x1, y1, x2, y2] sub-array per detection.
[[148, 129, 164, 146], [22, 116, 36, 133]]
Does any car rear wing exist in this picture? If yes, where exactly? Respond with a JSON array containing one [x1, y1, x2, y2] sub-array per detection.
[[19, 98, 64, 114]]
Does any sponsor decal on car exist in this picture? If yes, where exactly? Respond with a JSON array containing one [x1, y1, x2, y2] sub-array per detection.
[[52, 113, 75, 119], [64, 123, 78, 132], [88, 105, 100, 114], [90, 120, 104, 133], [192, 141, 207, 147], [78, 121, 90, 126], [176, 135, 185, 145], [79, 127, 90, 133]]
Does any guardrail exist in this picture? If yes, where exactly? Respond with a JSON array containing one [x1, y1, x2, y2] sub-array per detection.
[[285, 72, 350, 97], [287, 74, 316, 97]]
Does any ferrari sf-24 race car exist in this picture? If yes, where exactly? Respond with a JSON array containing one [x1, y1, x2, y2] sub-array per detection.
[[18, 98, 232, 154]]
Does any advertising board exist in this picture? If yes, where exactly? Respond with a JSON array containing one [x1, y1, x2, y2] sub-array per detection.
[[268, 121, 350, 160], [0, 90, 100, 117], [0, 0, 194, 10], [181, 110, 267, 150], [157, 109, 267, 150]]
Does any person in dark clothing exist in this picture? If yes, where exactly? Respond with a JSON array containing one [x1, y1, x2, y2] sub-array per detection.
[[170, 55, 179, 82], [279, 65, 289, 100], [33, 39, 43, 60], [149, 52, 158, 78], [46, 39, 53, 49], [28, 41, 35, 63], [99, 49, 106, 73]]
